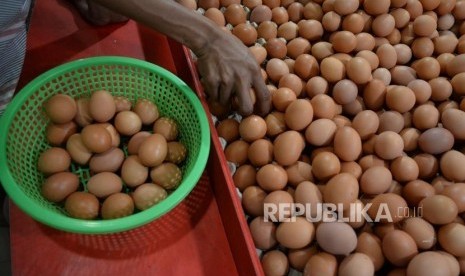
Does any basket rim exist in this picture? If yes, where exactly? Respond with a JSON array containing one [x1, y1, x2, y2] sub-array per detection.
[[0, 56, 211, 234]]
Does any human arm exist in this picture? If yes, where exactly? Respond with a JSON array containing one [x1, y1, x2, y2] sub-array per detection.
[[77, 0, 271, 116]]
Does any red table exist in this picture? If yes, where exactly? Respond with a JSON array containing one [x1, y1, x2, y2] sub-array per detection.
[[10, 1, 260, 275]]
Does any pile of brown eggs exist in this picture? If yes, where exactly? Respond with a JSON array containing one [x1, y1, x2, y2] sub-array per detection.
[[177, 0, 465, 275], [37, 90, 186, 220]]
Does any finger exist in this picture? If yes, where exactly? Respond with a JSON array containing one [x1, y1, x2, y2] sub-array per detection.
[[201, 76, 220, 102], [218, 79, 234, 105], [252, 73, 272, 116], [235, 78, 254, 116]]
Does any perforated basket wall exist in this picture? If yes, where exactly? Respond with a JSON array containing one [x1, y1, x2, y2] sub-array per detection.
[[0, 56, 210, 234]]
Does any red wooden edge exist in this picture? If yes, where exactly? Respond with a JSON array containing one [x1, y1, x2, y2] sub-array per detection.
[[167, 39, 264, 276]]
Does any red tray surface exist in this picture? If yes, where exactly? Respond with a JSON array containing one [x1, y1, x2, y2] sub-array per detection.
[[10, 0, 262, 275]]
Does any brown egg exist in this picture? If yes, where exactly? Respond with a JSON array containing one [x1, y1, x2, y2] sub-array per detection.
[[120, 155, 148, 188], [64, 192, 99, 219], [101, 193, 134, 219], [41, 172, 79, 203], [391, 8, 411, 29], [113, 111, 142, 136], [440, 150, 465, 182], [242, 186, 267, 217], [343, 97, 366, 116], [265, 111, 286, 137], [216, 119, 239, 143], [113, 96, 131, 113], [339, 253, 375, 276], [224, 4, 246, 26], [266, 58, 290, 82], [261, 250, 289, 276], [271, 6, 289, 25], [411, 37, 435, 58], [286, 161, 314, 187], [334, 127, 362, 162], [385, 86, 416, 113], [390, 156, 419, 183], [434, 34, 458, 55], [451, 72, 465, 96], [320, 57, 346, 83], [233, 165, 256, 192], [198, 0, 219, 9], [279, 73, 303, 96], [402, 179, 436, 206], [438, 223, 465, 257], [413, 15, 437, 38], [272, 87, 297, 112], [89, 90, 115, 123], [204, 8, 226, 26], [330, 31, 357, 54], [400, 128, 420, 152], [305, 119, 337, 146], [322, 11, 341, 32], [89, 147, 124, 173], [65, 134, 92, 165], [294, 54, 319, 81], [74, 97, 92, 127], [418, 128, 454, 155], [257, 21, 278, 40], [44, 94, 77, 124], [232, 23, 258, 46], [256, 163, 288, 191], [363, 79, 386, 111], [153, 117, 178, 142], [332, 79, 358, 105], [377, 44, 397, 69], [265, 38, 287, 59], [360, 166, 392, 195], [239, 115, 267, 142], [402, 217, 436, 250], [312, 152, 341, 181], [363, 0, 390, 15], [368, 193, 408, 223], [442, 109, 465, 140], [287, 2, 304, 22], [407, 80, 431, 105], [274, 130, 305, 166], [324, 173, 359, 210], [294, 181, 322, 217], [356, 51, 379, 71], [37, 147, 71, 175], [310, 94, 337, 119], [346, 57, 372, 85], [288, 246, 318, 272], [351, 111, 379, 140], [372, 68, 392, 86], [132, 183, 167, 210], [285, 99, 313, 130], [356, 232, 385, 271], [150, 163, 182, 190], [355, 33, 376, 52], [428, 77, 452, 101], [342, 13, 364, 34], [379, 104, 405, 136], [277, 22, 298, 41], [414, 153, 438, 179], [382, 230, 419, 267], [246, 139, 272, 167], [316, 222, 357, 255], [304, 252, 338, 276], [137, 134, 167, 167], [407, 251, 451, 276], [46, 121, 78, 146], [415, 57, 441, 81], [249, 216, 277, 250], [358, 154, 388, 172], [298, 19, 324, 41], [447, 54, 465, 77], [419, 195, 458, 225], [437, 53, 455, 75], [340, 161, 362, 180], [87, 172, 122, 198], [224, 140, 249, 165], [250, 5, 272, 24], [276, 217, 315, 249], [287, 38, 311, 59], [372, 14, 396, 37], [303, 1, 323, 20], [442, 183, 465, 213], [243, 0, 262, 9]]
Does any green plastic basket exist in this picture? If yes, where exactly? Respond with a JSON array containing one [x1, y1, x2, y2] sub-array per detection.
[[0, 56, 210, 234]]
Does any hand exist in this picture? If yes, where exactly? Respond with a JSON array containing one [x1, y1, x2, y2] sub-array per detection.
[[71, 0, 128, 26], [195, 32, 271, 116]]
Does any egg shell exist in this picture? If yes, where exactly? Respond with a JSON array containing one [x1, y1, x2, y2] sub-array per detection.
[[439, 223, 465, 257], [44, 94, 77, 124], [294, 54, 320, 81], [390, 156, 419, 183], [323, 173, 359, 210], [247, 139, 273, 167], [89, 90, 115, 123], [356, 232, 385, 271], [256, 163, 288, 191], [224, 3, 246, 26], [402, 180, 436, 206], [298, 19, 324, 41], [121, 155, 149, 188], [316, 222, 357, 255], [132, 183, 167, 211], [402, 217, 436, 250], [265, 111, 287, 137], [284, 99, 313, 130], [334, 126, 362, 162], [224, 140, 249, 165], [249, 216, 277, 250], [66, 133, 92, 165], [81, 124, 112, 154], [363, 79, 387, 111], [273, 130, 305, 166], [276, 217, 315, 249], [46, 121, 78, 146], [286, 161, 314, 187], [382, 230, 419, 267], [101, 193, 134, 219], [250, 5, 272, 24], [339, 253, 375, 276], [74, 97, 93, 127], [261, 250, 289, 276], [37, 147, 71, 175], [312, 151, 341, 180], [305, 118, 337, 147], [440, 150, 465, 182], [360, 166, 392, 195], [303, 252, 338, 276], [310, 94, 337, 119], [419, 195, 458, 225], [41, 172, 79, 203], [138, 133, 167, 167], [87, 172, 122, 198], [127, 131, 152, 155], [368, 193, 408, 223], [242, 186, 267, 217], [64, 192, 99, 219], [89, 147, 125, 173], [407, 251, 451, 276], [442, 109, 465, 140]]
